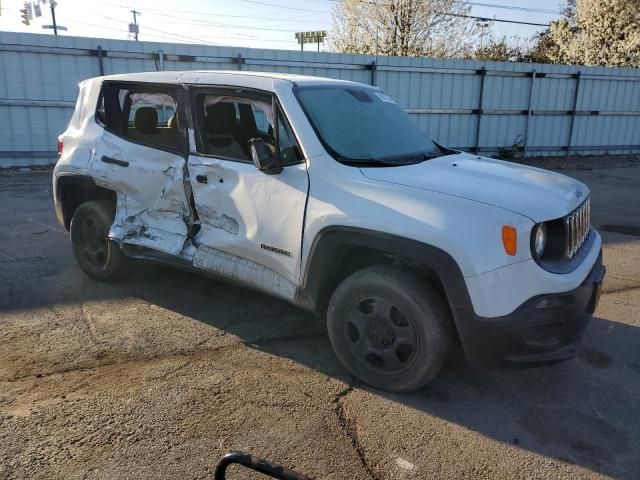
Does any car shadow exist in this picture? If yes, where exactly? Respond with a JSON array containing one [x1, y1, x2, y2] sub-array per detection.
[[107, 262, 640, 479]]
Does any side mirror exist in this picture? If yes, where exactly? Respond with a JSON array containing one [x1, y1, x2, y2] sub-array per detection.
[[249, 138, 282, 174]]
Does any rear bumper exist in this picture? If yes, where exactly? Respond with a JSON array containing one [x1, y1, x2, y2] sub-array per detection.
[[455, 252, 605, 368]]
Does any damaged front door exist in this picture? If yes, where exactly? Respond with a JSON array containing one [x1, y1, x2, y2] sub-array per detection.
[[89, 81, 191, 256], [187, 90, 309, 300]]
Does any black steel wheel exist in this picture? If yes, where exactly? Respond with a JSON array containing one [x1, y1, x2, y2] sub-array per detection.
[[70, 201, 127, 281], [327, 265, 452, 392], [345, 296, 419, 373]]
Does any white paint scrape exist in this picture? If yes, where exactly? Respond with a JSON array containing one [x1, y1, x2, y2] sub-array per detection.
[[193, 245, 297, 300]]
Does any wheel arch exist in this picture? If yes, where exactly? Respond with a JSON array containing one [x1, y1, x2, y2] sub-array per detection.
[[55, 174, 117, 230], [297, 227, 472, 327]]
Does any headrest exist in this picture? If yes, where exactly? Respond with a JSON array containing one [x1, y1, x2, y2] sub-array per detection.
[[134, 107, 158, 135]]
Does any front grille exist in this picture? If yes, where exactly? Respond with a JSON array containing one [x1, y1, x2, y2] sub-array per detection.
[[564, 197, 591, 259]]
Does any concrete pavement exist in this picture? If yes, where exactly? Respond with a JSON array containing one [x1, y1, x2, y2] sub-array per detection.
[[0, 157, 638, 479]]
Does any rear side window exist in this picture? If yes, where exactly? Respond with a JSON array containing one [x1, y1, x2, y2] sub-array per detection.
[[97, 83, 182, 152], [95, 94, 106, 125]]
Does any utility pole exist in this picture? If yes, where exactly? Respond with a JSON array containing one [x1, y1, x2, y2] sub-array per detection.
[[130, 9, 140, 41], [50, 1, 58, 36]]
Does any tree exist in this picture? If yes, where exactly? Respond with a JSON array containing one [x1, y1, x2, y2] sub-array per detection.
[[530, 0, 640, 67], [329, 0, 479, 58], [473, 36, 529, 62]]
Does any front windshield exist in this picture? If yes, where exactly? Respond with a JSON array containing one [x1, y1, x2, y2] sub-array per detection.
[[295, 86, 442, 164]]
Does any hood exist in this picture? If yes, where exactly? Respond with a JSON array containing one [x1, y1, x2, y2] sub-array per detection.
[[359, 152, 588, 222]]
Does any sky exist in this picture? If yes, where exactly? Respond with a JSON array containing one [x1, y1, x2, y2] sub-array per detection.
[[0, 0, 564, 51]]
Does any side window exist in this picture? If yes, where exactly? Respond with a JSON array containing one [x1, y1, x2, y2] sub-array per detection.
[[198, 95, 273, 162], [277, 111, 303, 165], [98, 84, 181, 152], [252, 105, 270, 134], [95, 92, 106, 125], [195, 93, 302, 165]]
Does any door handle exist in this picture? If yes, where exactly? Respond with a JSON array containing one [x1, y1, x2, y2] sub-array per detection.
[[101, 156, 129, 167], [196, 174, 208, 184]]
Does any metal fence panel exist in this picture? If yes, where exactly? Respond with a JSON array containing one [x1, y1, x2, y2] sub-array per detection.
[[1, 31, 640, 167]]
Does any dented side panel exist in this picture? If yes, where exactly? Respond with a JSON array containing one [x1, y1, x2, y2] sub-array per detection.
[[88, 127, 190, 256], [193, 245, 297, 300], [188, 155, 309, 291]]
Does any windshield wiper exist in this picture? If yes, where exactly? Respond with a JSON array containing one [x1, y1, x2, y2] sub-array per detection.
[[433, 141, 458, 156], [394, 153, 439, 165], [345, 155, 437, 167], [342, 152, 439, 167]]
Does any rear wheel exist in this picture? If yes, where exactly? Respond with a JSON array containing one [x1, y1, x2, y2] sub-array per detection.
[[70, 201, 127, 281], [327, 265, 452, 392]]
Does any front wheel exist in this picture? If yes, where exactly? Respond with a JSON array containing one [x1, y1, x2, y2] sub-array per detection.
[[327, 265, 452, 392], [70, 200, 128, 281]]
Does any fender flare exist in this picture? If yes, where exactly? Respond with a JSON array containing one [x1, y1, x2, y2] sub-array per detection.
[[54, 173, 115, 229], [296, 226, 473, 316]]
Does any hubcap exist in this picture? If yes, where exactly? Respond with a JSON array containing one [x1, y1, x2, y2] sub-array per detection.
[[345, 296, 417, 372], [80, 216, 108, 268]]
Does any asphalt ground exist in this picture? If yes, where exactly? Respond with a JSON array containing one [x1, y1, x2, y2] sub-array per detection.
[[0, 156, 639, 479]]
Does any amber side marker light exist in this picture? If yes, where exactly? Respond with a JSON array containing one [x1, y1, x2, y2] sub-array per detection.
[[502, 226, 517, 256]]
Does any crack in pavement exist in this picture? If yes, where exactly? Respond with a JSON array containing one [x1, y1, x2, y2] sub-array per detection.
[[333, 383, 383, 480], [604, 285, 640, 294]]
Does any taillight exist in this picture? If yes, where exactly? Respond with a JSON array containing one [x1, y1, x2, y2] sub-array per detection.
[[57, 138, 63, 155]]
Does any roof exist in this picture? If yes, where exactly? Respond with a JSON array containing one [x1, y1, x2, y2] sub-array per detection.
[[99, 70, 372, 92]]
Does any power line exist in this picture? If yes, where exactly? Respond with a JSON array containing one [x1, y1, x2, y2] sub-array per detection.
[[465, 2, 560, 15], [89, 12, 300, 46], [326, 0, 554, 27], [141, 10, 325, 32], [449, 13, 549, 27], [316, 0, 560, 15], [103, 0, 322, 22], [237, 0, 328, 13], [59, 0, 552, 50]]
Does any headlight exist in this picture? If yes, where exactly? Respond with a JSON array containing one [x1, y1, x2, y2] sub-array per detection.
[[534, 223, 547, 258]]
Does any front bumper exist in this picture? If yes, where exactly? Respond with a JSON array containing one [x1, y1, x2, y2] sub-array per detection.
[[455, 251, 605, 368]]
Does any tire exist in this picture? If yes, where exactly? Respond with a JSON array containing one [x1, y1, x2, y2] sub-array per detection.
[[70, 200, 128, 281], [327, 265, 452, 392]]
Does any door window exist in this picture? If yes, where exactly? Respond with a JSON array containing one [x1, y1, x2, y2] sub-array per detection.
[[195, 93, 302, 164], [97, 84, 182, 152], [277, 111, 303, 165]]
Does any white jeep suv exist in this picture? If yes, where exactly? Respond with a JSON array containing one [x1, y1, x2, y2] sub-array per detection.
[[53, 71, 605, 392]]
